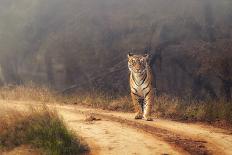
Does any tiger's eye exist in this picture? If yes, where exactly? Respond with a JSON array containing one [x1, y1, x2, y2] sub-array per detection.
[[131, 59, 136, 64]]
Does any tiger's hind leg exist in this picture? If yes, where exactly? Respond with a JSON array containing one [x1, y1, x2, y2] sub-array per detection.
[[131, 93, 143, 119]]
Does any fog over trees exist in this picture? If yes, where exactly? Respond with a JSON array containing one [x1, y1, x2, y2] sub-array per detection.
[[0, 0, 232, 101]]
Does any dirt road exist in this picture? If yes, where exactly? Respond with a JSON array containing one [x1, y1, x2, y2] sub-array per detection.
[[1, 100, 232, 155]]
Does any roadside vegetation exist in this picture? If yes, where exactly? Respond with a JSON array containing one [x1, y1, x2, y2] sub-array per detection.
[[154, 95, 232, 124], [0, 84, 57, 102], [0, 84, 231, 127], [0, 105, 89, 155], [67, 91, 232, 125], [63, 91, 134, 112]]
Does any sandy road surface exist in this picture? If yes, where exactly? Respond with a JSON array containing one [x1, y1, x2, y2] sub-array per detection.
[[59, 109, 180, 155], [63, 105, 232, 155], [1, 100, 232, 155], [1, 101, 180, 155]]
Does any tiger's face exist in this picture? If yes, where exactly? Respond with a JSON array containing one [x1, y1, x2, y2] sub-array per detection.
[[128, 53, 149, 74]]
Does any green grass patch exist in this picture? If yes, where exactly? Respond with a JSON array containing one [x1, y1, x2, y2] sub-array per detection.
[[0, 106, 89, 155]]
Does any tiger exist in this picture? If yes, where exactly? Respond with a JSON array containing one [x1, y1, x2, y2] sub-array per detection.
[[127, 53, 154, 121]]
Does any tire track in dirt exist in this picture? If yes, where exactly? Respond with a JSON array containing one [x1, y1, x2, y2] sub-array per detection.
[[58, 105, 210, 155], [58, 109, 181, 155], [61, 105, 231, 155]]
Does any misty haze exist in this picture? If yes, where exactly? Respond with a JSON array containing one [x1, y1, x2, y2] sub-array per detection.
[[0, 0, 232, 155]]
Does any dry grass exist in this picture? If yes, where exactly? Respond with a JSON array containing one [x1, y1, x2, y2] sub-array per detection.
[[65, 91, 232, 125], [63, 91, 134, 112], [0, 85, 133, 112], [0, 84, 231, 125], [154, 95, 232, 124], [0, 84, 56, 102], [0, 106, 89, 155]]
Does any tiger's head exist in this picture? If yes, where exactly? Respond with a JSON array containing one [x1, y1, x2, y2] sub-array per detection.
[[127, 53, 150, 74]]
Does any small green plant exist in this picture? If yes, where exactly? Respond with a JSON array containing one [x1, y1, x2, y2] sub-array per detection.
[[0, 106, 89, 155]]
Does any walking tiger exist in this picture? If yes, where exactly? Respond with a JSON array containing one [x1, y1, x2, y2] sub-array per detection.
[[128, 53, 154, 121]]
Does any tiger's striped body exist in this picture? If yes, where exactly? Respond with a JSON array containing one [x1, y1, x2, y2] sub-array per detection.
[[128, 53, 154, 121]]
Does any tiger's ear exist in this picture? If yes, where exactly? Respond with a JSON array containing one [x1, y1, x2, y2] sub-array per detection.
[[143, 53, 150, 60], [127, 52, 134, 58]]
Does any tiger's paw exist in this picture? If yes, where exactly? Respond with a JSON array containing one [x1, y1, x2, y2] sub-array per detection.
[[144, 116, 153, 121], [134, 114, 143, 119]]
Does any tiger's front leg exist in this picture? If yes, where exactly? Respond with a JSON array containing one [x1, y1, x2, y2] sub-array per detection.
[[131, 93, 143, 119], [143, 90, 154, 121]]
